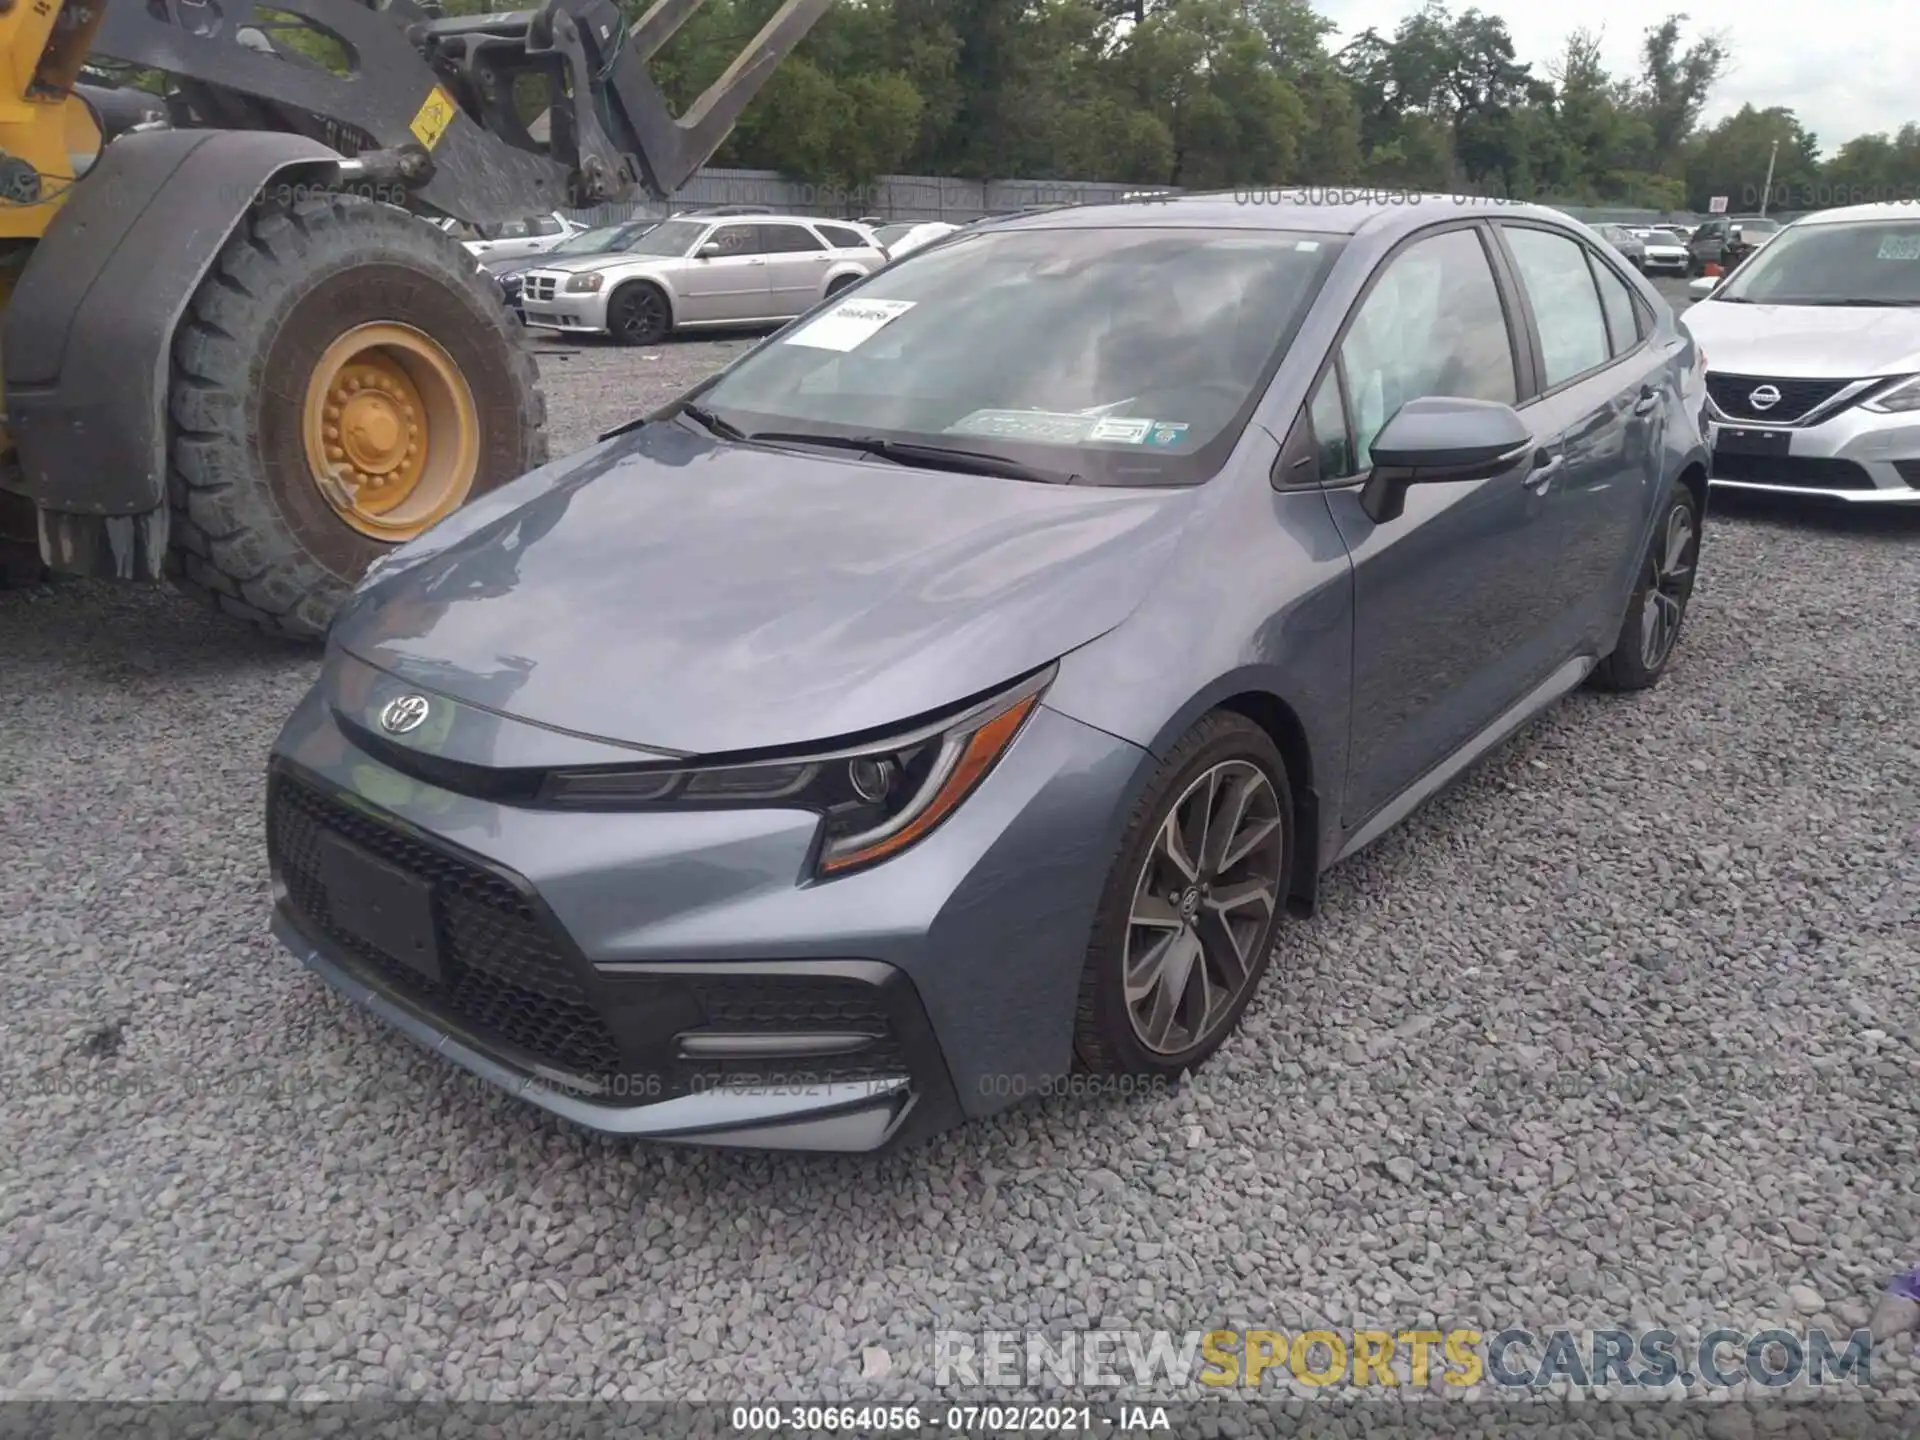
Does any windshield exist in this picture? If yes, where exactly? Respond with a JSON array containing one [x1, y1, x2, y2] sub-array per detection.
[[1715, 219, 1920, 305], [691, 226, 1344, 487], [1734, 219, 1781, 235], [624, 219, 706, 258], [874, 224, 914, 246], [552, 221, 652, 256]]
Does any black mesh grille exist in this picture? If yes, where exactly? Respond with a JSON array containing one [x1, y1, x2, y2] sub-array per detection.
[[269, 774, 625, 1080], [1706, 374, 1855, 423], [1895, 460, 1920, 488], [1711, 454, 1879, 490]]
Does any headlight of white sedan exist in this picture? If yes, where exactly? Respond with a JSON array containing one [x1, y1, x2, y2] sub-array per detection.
[[1861, 376, 1920, 413], [565, 272, 606, 294]]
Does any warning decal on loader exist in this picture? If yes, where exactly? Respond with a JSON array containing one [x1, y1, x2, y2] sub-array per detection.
[[410, 88, 458, 150]]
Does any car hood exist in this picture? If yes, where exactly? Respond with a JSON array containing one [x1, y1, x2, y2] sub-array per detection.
[[1682, 300, 1920, 378], [331, 424, 1194, 756], [528, 253, 677, 277]]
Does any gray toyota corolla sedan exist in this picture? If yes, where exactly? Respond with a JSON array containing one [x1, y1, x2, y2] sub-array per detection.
[[268, 192, 1711, 1152]]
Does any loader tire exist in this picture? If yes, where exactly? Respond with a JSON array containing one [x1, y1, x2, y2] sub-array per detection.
[[166, 195, 548, 640]]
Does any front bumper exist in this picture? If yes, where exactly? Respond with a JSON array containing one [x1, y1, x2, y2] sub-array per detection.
[[1642, 253, 1688, 273], [517, 274, 612, 333], [265, 681, 1147, 1151], [1706, 396, 1920, 505]]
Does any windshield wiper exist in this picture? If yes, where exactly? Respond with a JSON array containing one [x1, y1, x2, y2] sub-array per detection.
[[743, 431, 1077, 484], [678, 401, 746, 439]]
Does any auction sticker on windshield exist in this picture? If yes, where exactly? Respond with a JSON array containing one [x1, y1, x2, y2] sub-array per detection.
[[1876, 233, 1920, 260], [1088, 417, 1153, 444], [948, 409, 1098, 443], [784, 298, 916, 351]]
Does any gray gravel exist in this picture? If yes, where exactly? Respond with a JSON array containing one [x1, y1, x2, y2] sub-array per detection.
[[3, 304, 1918, 1405]]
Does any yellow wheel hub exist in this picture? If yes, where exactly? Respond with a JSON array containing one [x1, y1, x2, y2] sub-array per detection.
[[302, 323, 480, 542]]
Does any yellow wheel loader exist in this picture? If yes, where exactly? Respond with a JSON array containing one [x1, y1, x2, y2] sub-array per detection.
[[0, 0, 830, 636]]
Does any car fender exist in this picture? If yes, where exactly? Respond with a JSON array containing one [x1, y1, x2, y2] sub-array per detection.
[[3, 128, 342, 527], [819, 260, 873, 294]]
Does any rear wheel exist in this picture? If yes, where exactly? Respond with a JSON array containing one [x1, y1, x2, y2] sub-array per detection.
[[1590, 479, 1700, 692], [608, 283, 671, 346], [166, 195, 547, 639], [824, 273, 860, 299]]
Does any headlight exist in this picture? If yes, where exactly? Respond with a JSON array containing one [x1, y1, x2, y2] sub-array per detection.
[[539, 670, 1051, 877], [565, 272, 605, 293], [1862, 375, 1920, 413]]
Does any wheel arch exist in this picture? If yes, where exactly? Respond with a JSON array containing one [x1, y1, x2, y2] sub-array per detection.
[[1128, 676, 1326, 920], [4, 129, 342, 577], [607, 275, 674, 326]]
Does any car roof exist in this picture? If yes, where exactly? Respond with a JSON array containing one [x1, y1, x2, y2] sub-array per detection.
[[970, 190, 1577, 238], [1789, 200, 1920, 227]]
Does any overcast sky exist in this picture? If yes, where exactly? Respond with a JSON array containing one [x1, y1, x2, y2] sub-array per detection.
[[1314, 0, 1919, 152]]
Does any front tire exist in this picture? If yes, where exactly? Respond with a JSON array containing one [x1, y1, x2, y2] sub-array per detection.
[[166, 196, 547, 640], [1590, 478, 1700, 692], [608, 283, 671, 347], [1073, 713, 1292, 1078]]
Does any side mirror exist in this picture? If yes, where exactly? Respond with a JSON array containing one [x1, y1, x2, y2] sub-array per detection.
[[697, 242, 724, 259], [1359, 397, 1533, 525], [1688, 275, 1720, 298]]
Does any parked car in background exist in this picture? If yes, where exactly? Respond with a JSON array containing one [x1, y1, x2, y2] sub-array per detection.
[[1683, 201, 1920, 506], [1594, 224, 1648, 271], [457, 212, 589, 264], [519, 214, 888, 345], [490, 219, 660, 321], [1687, 215, 1782, 274], [1630, 227, 1690, 275], [269, 192, 1709, 1150], [874, 221, 961, 259]]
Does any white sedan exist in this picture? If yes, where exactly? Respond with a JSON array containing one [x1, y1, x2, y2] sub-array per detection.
[[1630, 228, 1690, 275]]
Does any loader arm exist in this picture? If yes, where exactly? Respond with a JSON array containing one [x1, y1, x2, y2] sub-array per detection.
[[89, 0, 834, 222]]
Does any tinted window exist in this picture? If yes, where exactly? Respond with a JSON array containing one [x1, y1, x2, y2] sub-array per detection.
[[874, 224, 914, 247], [530, 216, 564, 236], [1590, 256, 1641, 356], [761, 224, 826, 254], [1504, 226, 1611, 387], [1339, 227, 1517, 468], [706, 224, 765, 256], [817, 224, 868, 249], [1308, 369, 1354, 480]]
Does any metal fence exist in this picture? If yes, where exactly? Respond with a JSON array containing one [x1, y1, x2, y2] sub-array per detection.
[[563, 171, 1799, 232], [568, 168, 1181, 226]]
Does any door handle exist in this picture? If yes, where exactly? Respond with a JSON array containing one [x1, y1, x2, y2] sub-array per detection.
[[1632, 387, 1660, 416], [1522, 454, 1565, 492]]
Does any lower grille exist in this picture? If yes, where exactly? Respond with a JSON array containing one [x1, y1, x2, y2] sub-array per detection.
[[1707, 374, 1855, 424], [1894, 460, 1920, 489], [1712, 454, 1879, 491], [680, 975, 910, 1086], [269, 774, 625, 1080], [269, 771, 923, 1102]]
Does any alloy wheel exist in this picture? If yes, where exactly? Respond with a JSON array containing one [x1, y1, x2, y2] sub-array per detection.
[[1123, 760, 1286, 1055], [1640, 502, 1696, 670], [616, 289, 666, 343]]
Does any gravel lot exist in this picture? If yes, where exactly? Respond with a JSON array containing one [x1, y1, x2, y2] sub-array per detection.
[[4, 294, 1918, 1407]]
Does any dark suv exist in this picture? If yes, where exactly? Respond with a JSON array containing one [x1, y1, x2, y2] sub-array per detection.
[[1688, 216, 1781, 274]]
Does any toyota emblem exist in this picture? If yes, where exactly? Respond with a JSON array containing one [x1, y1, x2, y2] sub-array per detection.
[[379, 694, 432, 735], [1748, 384, 1782, 412]]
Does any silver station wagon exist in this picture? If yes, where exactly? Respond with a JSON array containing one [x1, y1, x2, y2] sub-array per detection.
[[518, 214, 888, 345]]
